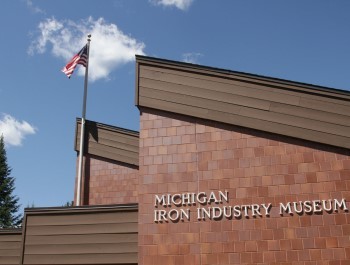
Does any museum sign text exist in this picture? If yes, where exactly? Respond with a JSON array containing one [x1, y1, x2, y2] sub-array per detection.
[[153, 190, 348, 223]]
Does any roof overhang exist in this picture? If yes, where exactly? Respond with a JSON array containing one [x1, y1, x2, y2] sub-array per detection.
[[135, 55, 350, 150], [75, 119, 139, 167]]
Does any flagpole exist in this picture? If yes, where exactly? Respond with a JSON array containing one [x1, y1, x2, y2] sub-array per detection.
[[76, 34, 91, 206]]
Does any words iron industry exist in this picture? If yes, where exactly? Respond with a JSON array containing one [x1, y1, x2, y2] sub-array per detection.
[[153, 190, 348, 223]]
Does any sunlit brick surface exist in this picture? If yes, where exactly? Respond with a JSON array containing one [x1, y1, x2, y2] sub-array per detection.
[[81, 155, 138, 205], [138, 111, 350, 265]]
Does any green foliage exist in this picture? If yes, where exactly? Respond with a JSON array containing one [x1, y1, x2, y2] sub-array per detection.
[[0, 135, 22, 228]]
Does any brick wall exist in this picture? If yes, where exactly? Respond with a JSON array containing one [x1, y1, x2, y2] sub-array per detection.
[[78, 155, 138, 205], [138, 110, 350, 265]]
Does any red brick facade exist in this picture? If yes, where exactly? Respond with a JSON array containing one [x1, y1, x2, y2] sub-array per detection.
[[80, 155, 138, 205], [138, 110, 350, 265]]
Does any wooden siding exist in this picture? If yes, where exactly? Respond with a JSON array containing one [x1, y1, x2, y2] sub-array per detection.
[[135, 55, 350, 149], [0, 229, 22, 264], [21, 204, 138, 264], [75, 119, 139, 166]]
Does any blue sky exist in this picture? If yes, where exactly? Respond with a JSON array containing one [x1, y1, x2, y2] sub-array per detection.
[[1, 0, 350, 211]]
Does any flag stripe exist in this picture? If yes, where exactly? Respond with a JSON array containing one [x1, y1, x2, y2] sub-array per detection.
[[62, 45, 88, 78]]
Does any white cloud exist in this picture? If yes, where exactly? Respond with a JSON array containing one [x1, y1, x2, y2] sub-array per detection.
[[150, 0, 194, 10], [0, 114, 36, 147], [25, 0, 45, 14], [182, 52, 203, 64], [28, 17, 146, 81]]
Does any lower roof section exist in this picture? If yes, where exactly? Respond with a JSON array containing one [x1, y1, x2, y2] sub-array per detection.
[[135, 55, 350, 150], [20, 204, 138, 264], [75, 118, 139, 167], [0, 228, 22, 264]]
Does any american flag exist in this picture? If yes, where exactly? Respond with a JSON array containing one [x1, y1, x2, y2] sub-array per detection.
[[61, 45, 88, 78]]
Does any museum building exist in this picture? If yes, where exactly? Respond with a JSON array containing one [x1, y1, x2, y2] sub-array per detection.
[[1, 55, 350, 264]]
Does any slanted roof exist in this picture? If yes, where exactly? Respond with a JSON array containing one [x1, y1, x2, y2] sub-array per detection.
[[75, 119, 139, 166], [135, 55, 350, 150]]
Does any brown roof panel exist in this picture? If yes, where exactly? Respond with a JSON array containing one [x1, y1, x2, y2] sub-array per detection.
[[21, 204, 138, 264], [75, 119, 139, 166], [0, 229, 22, 265], [135, 55, 350, 149]]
